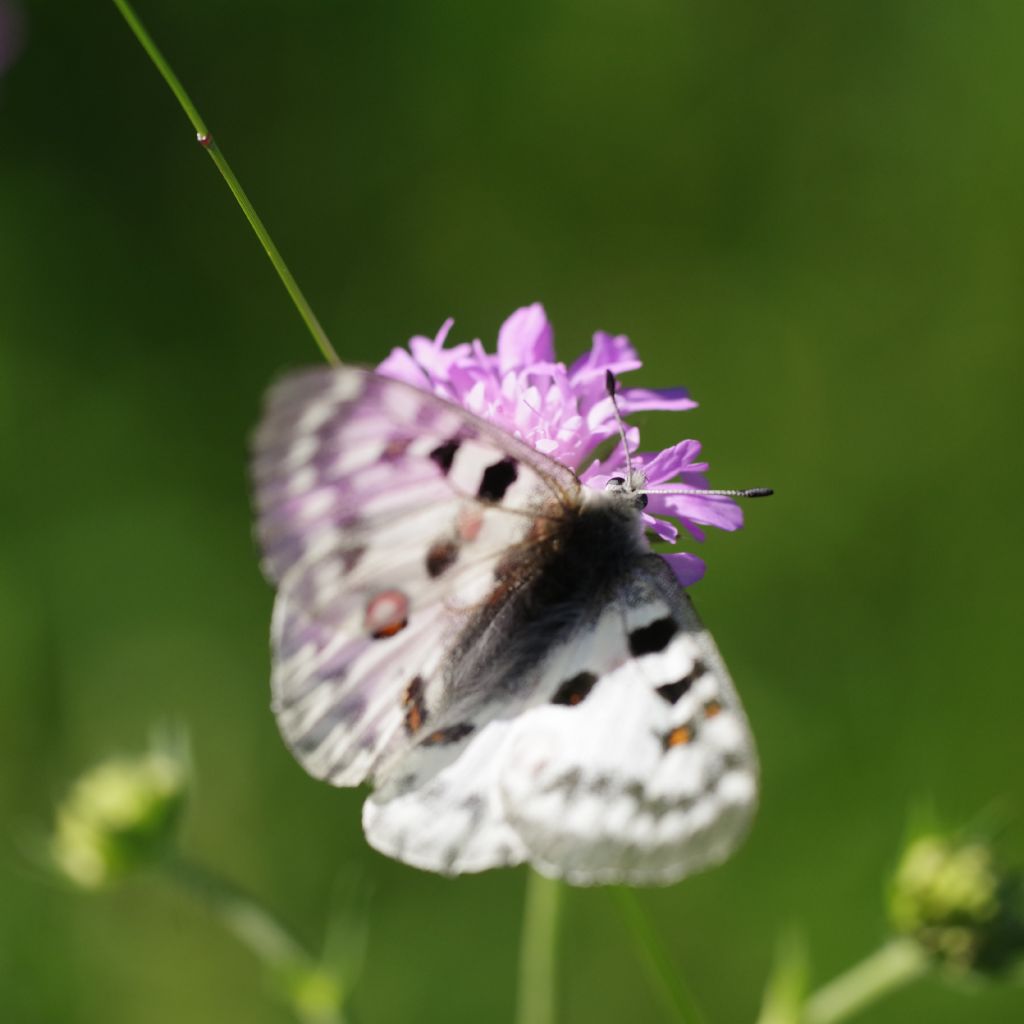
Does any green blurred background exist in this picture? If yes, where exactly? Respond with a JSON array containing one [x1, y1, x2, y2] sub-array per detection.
[[2, 1, 1022, 1021]]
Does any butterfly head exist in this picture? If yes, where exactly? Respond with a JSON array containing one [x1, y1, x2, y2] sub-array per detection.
[[603, 472, 649, 510]]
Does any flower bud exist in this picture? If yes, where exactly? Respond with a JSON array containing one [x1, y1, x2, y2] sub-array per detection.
[[285, 964, 345, 1022], [51, 738, 188, 889], [888, 832, 1024, 974]]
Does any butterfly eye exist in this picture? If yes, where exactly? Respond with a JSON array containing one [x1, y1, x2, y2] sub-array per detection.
[[605, 476, 647, 509]]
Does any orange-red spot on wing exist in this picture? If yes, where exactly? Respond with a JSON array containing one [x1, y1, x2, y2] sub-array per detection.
[[402, 676, 427, 735], [365, 590, 409, 639], [704, 700, 722, 718], [665, 725, 693, 748]]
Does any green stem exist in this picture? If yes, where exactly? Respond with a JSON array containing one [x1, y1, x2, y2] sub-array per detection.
[[802, 938, 928, 1024], [110, 0, 340, 367], [162, 854, 347, 1024], [163, 853, 308, 967], [613, 889, 706, 1024], [515, 871, 562, 1024]]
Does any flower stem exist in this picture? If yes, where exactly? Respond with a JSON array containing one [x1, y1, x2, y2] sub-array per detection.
[[802, 938, 928, 1024], [162, 854, 347, 1024], [163, 853, 307, 967], [613, 888, 707, 1024], [515, 871, 562, 1024], [110, 0, 340, 367]]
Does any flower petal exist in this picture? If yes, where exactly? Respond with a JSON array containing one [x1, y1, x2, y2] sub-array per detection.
[[619, 387, 697, 414], [569, 331, 642, 382], [659, 552, 706, 587], [376, 307, 744, 586], [642, 512, 679, 543], [376, 347, 431, 388], [661, 493, 744, 533], [638, 440, 707, 483], [497, 303, 555, 373]]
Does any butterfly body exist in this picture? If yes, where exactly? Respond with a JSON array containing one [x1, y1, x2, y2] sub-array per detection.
[[253, 365, 757, 885], [440, 488, 644, 703]]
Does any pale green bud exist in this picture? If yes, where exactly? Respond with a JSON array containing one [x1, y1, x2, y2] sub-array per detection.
[[889, 832, 1024, 974], [51, 740, 188, 889]]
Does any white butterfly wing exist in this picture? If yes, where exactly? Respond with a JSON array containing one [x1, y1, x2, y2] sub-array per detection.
[[363, 556, 758, 885], [503, 587, 758, 885], [253, 366, 758, 885], [251, 366, 579, 787]]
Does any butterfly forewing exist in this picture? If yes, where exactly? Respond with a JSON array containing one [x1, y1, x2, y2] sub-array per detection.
[[252, 366, 580, 786]]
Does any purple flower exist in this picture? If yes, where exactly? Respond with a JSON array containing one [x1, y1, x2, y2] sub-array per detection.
[[377, 303, 742, 586]]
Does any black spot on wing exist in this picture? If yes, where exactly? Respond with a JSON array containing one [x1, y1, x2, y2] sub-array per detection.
[[421, 722, 475, 746], [551, 671, 598, 706], [655, 659, 707, 704], [628, 616, 678, 657], [543, 768, 583, 798], [477, 457, 518, 502], [429, 439, 460, 474], [426, 538, 459, 578]]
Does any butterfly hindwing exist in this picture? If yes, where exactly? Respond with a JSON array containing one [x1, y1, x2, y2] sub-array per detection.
[[252, 366, 580, 786], [502, 569, 758, 885], [363, 555, 758, 885]]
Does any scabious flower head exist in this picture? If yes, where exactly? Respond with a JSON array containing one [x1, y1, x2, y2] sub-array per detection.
[[378, 303, 743, 585], [50, 734, 189, 889]]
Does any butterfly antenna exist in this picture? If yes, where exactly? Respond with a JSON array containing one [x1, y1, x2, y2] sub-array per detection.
[[605, 370, 636, 484], [605, 372, 773, 500], [642, 487, 774, 498]]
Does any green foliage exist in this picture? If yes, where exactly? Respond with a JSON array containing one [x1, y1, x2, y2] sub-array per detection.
[[758, 931, 809, 1024], [2, 2, 1024, 1022]]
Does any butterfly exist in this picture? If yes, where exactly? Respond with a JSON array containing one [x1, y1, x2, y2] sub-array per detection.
[[251, 364, 759, 885]]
